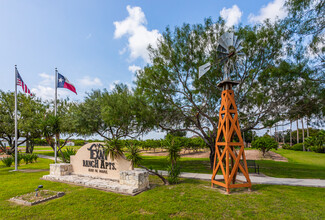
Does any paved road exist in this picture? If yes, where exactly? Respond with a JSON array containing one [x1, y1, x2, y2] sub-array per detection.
[[38, 154, 325, 188]]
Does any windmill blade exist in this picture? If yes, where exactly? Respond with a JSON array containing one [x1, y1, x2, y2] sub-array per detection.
[[228, 32, 234, 46], [217, 46, 228, 55], [237, 52, 245, 56], [235, 39, 243, 49], [217, 46, 228, 54], [233, 35, 237, 47], [218, 36, 229, 52], [236, 45, 243, 52], [221, 32, 233, 47], [198, 62, 211, 78]]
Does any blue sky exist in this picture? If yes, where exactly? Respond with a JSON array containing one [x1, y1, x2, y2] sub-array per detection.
[[0, 0, 289, 138], [0, 0, 287, 100]]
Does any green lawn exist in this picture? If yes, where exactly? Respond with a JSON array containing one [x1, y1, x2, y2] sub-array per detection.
[[257, 149, 325, 179], [34, 148, 325, 179], [0, 159, 324, 219], [140, 149, 325, 179]]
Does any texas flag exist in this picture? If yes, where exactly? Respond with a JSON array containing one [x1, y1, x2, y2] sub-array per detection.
[[57, 73, 77, 94]]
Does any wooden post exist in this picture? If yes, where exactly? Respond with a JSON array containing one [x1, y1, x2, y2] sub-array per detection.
[[211, 88, 251, 193]]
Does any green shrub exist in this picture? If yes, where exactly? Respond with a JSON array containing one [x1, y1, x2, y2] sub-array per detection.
[[31, 153, 38, 162], [251, 135, 278, 157], [282, 143, 292, 150], [73, 140, 85, 146], [59, 147, 77, 163], [13, 154, 23, 165], [1, 157, 13, 167], [22, 154, 34, 164], [167, 164, 181, 184], [292, 143, 304, 151], [33, 138, 48, 146], [310, 145, 325, 153], [305, 130, 325, 153]]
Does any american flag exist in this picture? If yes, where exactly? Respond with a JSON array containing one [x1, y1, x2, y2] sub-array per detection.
[[16, 69, 32, 96]]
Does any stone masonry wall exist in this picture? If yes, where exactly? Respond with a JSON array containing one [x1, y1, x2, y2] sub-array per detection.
[[50, 163, 73, 176], [119, 170, 149, 191]]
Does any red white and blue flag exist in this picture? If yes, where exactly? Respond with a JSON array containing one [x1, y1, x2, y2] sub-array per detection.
[[16, 70, 32, 96], [57, 73, 77, 94]]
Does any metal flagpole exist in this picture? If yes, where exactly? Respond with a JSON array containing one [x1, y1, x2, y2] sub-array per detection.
[[14, 65, 18, 171], [54, 68, 57, 163]]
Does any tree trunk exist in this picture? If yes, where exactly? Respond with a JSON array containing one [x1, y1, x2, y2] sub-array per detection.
[[209, 144, 216, 170], [275, 124, 277, 141], [26, 139, 30, 153], [138, 164, 169, 185], [301, 118, 305, 151], [290, 121, 292, 146], [296, 120, 299, 144], [56, 133, 66, 162], [306, 118, 309, 137], [282, 122, 285, 144], [243, 131, 246, 148]]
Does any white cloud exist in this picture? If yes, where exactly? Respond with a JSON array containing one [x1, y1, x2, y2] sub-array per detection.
[[31, 73, 70, 100], [114, 5, 162, 63], [220, 5, 243, 27], [79, 76, 103, 87], [109, 80, 120, 91], [128, 65, 141, 73], [248, 0, 287, 23], [31, 85, 54, 101]]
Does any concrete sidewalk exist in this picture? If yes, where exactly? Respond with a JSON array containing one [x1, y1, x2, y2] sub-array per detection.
[[38, 154, 62, 162], [157, 171, 325, 188]]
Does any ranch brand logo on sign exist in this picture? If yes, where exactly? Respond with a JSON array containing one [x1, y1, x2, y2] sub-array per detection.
[[82, 144, 116, 172], [70, 142, 132, 180]]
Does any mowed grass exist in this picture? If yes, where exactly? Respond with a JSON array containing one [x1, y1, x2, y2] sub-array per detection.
[[140, 149, 325, 179], [34, 148, 325, 179], [0, 159, 324, 219], [257, 149, 325, 179]]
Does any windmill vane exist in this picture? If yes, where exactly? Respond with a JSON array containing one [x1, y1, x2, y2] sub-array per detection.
[[198, 32, 244, 82]]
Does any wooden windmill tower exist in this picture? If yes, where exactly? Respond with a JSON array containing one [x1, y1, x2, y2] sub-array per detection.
[[199, 32, 251, 193]]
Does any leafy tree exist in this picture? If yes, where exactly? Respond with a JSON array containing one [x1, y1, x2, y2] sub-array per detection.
[[251, 135, 278, 157], [305, 130, 325, 153], [0, 91, 45, 154], [41, 99, 77, 161], [285, 0, 324, 71], [74, 84, 152, 141], [135, 18, 302, 168]]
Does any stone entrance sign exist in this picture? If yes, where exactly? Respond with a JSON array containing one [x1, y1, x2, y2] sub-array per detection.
[[42, 142, 149, 195], [70, 142, 132, 180]]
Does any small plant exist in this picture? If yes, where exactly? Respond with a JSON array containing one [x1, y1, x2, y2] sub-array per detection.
[[167, 164, 181, 184], [291, 143, 304, 151], [126, 143, 142, 169], [1, 156, 14, 167], [13, 153, 23, 165], [251, 135, 278, 157], [31, 154, 39, 162], [305, 130, 325, 153], [105, 139, 124, 160], [282, 143, 292, 150], [165, 136, 181, 184], [59, 148, 77, 163], [23, 154, 33, 164]]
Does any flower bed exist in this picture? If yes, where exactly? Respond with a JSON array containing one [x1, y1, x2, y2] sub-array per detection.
[[9, 190, 64, 206]]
